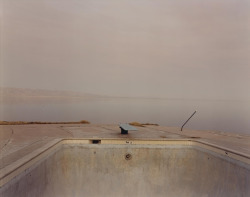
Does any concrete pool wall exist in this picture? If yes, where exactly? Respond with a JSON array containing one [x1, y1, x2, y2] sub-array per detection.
[[0, 139, 249, 197]]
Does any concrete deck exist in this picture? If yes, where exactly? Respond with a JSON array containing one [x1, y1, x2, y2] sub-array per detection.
[[1, 124, 250, 171]]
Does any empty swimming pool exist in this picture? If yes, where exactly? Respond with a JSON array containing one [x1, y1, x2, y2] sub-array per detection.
[[0, 139, 249, 197]]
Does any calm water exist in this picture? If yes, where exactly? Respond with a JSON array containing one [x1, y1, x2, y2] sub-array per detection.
[[1, 98, 249, 134]]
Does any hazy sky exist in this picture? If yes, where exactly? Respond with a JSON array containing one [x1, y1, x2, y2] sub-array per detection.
[[1, 0, 250, 99]]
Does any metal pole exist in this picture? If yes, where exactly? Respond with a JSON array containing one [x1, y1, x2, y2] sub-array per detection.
[[181, 111, 197, 131]]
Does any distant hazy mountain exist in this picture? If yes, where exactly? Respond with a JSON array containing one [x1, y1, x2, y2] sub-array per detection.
[[0, 87, 105, 102]]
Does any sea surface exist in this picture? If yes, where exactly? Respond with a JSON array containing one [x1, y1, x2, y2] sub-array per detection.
[[1, 98, 249, 134]]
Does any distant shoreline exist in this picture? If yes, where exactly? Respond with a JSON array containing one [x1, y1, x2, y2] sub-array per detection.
[[1, 87, 249, 101], [0, 120, 90, 125]]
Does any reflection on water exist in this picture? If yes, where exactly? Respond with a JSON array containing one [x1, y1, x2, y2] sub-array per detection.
[[1, 98, 249, 134]]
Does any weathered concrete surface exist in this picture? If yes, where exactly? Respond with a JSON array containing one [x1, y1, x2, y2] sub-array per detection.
[[1, 124, 249, 161], [1, 143, 249, 197], [0, 124, 250, 197]]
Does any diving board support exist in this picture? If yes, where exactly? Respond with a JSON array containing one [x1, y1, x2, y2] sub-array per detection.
[[119, 124, 137, 134]]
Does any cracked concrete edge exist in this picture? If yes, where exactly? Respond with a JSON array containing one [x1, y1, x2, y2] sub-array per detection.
[[0, 128, 14, 151]]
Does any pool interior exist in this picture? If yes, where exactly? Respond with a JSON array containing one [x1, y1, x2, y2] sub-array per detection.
[[0, 139, 249, 197]]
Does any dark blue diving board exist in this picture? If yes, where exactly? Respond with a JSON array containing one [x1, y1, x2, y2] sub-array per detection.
[[119, 123, 137, 134]]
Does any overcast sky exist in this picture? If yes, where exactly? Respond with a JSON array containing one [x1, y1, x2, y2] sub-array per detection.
[[1, 0, 250, 99]]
